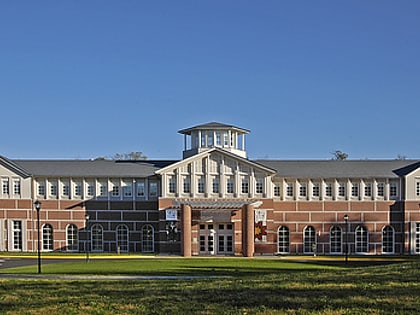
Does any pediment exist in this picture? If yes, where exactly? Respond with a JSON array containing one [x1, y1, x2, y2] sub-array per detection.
[[156, 148, 276, 177], [0, 156, 31, 178]]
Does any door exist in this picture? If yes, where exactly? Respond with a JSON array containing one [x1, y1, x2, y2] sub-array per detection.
[[199, 223, 234, 255]]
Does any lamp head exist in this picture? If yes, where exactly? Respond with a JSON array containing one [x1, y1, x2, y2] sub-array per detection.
[[34, 200, 41, 211], [344, 214, 349, 221]]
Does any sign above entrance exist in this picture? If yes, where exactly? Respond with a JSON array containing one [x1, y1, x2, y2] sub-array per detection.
[[165, 209, 178, 221]]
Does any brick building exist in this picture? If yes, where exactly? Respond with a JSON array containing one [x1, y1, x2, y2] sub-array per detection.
[[1, 122, 420, 256]]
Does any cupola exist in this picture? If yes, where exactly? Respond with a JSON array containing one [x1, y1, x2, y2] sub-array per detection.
[[178, 122, 250, 159]]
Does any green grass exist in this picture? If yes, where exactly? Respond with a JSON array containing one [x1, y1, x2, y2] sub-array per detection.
[[1, 258, 419, 314]]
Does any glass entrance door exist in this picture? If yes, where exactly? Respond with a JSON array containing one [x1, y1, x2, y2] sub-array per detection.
[[199, 223, 234, 255]]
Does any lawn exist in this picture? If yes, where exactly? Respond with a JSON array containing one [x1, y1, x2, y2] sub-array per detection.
[[1, 257, 419, 314]]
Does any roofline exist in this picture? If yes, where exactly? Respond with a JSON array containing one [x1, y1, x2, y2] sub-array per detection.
[[178, 122, 250, 135]]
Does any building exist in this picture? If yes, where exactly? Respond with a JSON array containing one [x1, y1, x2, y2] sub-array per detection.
[[1, 122, 420, 256]]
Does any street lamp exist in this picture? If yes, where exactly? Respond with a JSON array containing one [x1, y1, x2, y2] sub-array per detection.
[[85, 214, 90, 262], [34, 200, 42, 274], [344, 214, 349, 264]]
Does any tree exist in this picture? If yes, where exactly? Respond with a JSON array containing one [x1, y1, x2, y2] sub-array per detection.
[[331, 150, 348, 160], [112, 151, 147, 160]]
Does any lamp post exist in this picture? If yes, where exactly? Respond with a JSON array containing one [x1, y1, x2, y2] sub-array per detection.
[[34, 200, 42, 274], [344, 214, 349, 264], [85, 214, 90, 262]]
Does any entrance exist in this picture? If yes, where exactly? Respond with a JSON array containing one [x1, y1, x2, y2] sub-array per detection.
[[199, 223, 234, 255]]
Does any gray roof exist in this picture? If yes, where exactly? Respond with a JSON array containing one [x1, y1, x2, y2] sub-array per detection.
[[178, 122, 250, 135], [11, 159, 171, 178], [255, 160, 420, 179]]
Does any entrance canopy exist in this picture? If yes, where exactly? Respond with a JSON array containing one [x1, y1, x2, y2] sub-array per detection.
[[172, 199, 263, 210]]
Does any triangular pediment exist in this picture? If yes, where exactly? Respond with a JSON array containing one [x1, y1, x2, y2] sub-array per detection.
[[156, 147, 276, 176], [0, 156, 31, 178]]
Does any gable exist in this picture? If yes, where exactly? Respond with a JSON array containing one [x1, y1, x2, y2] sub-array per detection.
[[0, 156, 31, 178]]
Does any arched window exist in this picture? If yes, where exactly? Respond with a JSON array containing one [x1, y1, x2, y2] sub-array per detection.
[[278, 226, 290, 254], [330, 226, 342, 254], [67, 224, 78, 251], [304, 226, 316, 254], [142, 225, 154, 253], [382, 225, 394, 254], [42, 224, 53, 251], [116, 225, 129, 253], [355, 226, 368, 253], [91, 224, 103, 252]]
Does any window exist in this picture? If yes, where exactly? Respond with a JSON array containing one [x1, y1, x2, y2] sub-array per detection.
[[351, 183, 359, 197], [226, 177, 234, 194], [149, 182, 158, 197], [38, 182, 46, 196], [197, 176, 205, 194], [364, 183, 372, 197], [50, 182, 57, 197], [325, 183, 332, 197], [13, 179, 21, 195], [390, 182, 398, 198], [241, 177, 249, 194], [377, 182, 384, 197], [136, 181, 145, 197], [274, 184, 281, 197], [91, 224, 103, 252], [42, 224, 53, 251], [286, 183, 294, 197], [111, 184, 120, 197], [330, 226, 342, 254], [123, 184, 132, 198], [142, 225, 154, 252], [312, 183, 320, 197], [168, 176, 176, 194], [99, 182, 107, 197], [382, 226, 394, 254], [87, 183, 95, 197], [183, 177, 191, 193], [2, 178, 9, 195], [74, 183, 82, 197], [62, 183, 70, 196], [212, 177, 219, 194], [416, 182, 420, 197], [355, 226, 368, 253], [299, 183, 307, 197], [415, 223, 420, 254], [116, 225, 129, 252], [216, 132, 221, 146], [256, 178, 264, 194], [338, 183, 346, 197], [13, 221, 22, 250], [67, 224, 78, 251], [278, 226, 290, 254], [304, 226, 316, 254]]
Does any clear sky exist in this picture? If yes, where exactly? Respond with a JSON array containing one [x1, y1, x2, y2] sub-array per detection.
[[1, 1, 419, 161]]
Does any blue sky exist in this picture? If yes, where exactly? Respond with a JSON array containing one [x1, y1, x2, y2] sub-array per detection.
[[1, 1, 419, 160]]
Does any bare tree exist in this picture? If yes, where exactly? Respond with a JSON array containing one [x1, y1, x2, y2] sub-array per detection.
[[331, 150, 348, 160]]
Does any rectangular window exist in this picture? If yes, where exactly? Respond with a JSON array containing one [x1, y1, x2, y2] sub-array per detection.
[[274, 184, 281, 197], [111, 185, 120, 197], [50, 183, 57, 197], [299, 183, 307, 197], [226, 177, 234, 194], [38, 182, 45, 196], [338, 184, 345, 197], [241, 177, 249, 194], [390, 182, 398, 198], [212, 177, 219, 194], [286, 183, 294, 197], [256, 178, 264, 194], [62, 184, 70, 196], [216, 132, 221, 146], [2, 178, 9, 195], [13, 221, 22, 250], [136, 182, 145, 197], [197, 177, 205, 194], [123, 185, 132, 197], [325, 183, 332, 197], [365, 183, 372, 197], [149, 182, 158, 197], [13, 179, 21, 195], [99, 182, 107, 197], [168, 176, 176, 194], [183, 177, 191, 193], [312, 183, 320, 197], [351, 183, 359, 197], [87, 183, 95, 197], [377, 182, 384, 197], [416, 181, 420, 197], [74, 183, 82, 197]]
